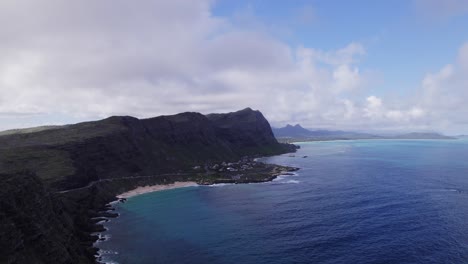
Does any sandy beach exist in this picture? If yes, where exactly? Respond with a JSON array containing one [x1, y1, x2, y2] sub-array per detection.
[[116, 182, 198, 199]]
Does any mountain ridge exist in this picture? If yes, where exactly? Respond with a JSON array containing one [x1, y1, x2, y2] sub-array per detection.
[[273, 124, 455, 141], [0, 108, 296, 264], [0, 108, 295, 190]]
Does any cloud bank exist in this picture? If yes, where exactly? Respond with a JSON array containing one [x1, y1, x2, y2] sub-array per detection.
[[0, 0, 467, 133]]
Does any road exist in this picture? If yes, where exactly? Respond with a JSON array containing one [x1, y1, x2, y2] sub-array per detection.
[[56, 173, 192, 194]]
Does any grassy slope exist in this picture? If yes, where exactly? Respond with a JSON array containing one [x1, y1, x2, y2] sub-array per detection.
[[0, 110, 291, 189], [0, 118, 127, 184]]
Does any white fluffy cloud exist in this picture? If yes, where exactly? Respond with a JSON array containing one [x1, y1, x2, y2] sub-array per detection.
[[0, 0, 368, 129], [359, 41, 468, 134], [0, 0, 466, 133], [416, 43, 468, 133]]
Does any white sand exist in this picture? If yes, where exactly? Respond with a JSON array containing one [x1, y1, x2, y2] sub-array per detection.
[[116, 181, 198, 199]]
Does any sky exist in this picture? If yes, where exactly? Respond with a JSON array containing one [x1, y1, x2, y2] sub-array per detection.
[[1, 0, 468, 134]]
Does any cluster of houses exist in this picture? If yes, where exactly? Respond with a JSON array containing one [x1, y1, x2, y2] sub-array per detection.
[[193, 157, 259, 173]]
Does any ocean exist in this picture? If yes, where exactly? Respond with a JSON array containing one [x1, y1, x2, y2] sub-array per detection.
[[98, 139, 468, 264]]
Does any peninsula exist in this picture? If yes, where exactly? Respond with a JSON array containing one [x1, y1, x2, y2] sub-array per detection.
[[0, 108, 297, 264]]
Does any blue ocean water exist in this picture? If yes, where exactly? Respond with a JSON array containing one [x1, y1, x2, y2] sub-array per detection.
[[99, 139, 468, 264]]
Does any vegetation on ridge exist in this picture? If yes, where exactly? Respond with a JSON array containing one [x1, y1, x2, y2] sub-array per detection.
[[0, 108, 297, 264]]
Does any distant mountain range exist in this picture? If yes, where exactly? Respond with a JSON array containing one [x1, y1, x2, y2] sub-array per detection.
[[272, 124, 455, 141]]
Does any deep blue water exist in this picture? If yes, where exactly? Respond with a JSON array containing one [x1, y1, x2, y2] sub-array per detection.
[[99, 139, 468, 264]]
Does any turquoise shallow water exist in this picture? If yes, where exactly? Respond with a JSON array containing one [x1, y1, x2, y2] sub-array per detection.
[[99, 139, 468, 264]]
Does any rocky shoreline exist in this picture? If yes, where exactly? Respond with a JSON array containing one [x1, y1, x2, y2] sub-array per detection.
[[0, 108, 299, 263], [91, 160, 299, 263], [195, 157, 300, 185]]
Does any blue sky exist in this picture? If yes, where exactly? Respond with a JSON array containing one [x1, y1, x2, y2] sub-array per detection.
[[0, 0, 468, 134], [213, 0, 467, 96]]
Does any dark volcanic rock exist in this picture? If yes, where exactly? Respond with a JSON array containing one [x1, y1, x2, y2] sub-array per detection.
[[207, 108, 277, 147], [0, 172, 94, 264], [0, 108, 293, 190], [0, 108, 297, 263]]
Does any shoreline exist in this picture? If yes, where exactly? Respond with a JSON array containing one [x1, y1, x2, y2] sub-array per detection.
[[116, 181, 199, 199], [96, 167, 300, 263], [280, 137, 456, 144]]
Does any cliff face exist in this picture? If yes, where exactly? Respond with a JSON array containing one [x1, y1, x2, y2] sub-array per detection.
[[0, 108, 295, 263], [0, 172, 94, 264], [0, 108, 290, 191], [207, 107, 280, 150]]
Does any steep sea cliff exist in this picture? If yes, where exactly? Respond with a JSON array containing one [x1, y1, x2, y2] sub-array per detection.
[[0, 108, 296, 263]]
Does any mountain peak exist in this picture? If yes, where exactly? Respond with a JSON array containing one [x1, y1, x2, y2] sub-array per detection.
[[285, 124, 303, 128], [273, 123, 312, 138]]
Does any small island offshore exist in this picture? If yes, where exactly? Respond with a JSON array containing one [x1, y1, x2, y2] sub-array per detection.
[[0, 108, 298, 264]]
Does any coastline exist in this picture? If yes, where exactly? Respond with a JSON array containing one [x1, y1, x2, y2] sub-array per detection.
[[96, 166, 300, 263], [0, 107, 299, 264], [114, 166, 299, 200], [280, 137, 456, 144], [116, 181, 199, 199]]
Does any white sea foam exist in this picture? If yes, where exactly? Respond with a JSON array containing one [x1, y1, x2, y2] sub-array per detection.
[[95, 249, 119, 260], [98, 249, 119, 255], [94, 233, 112, 244], [273, 172, 299, 182], [285, 180, 300, 184], [102, 261, 119, 264], [95, 219, 109, 225], [207, 183, 235, 187], [273, 175, 285, 181], [108, 200, 120, 205], [444, 188, 462, 193], [97, 253, 120, 264]]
